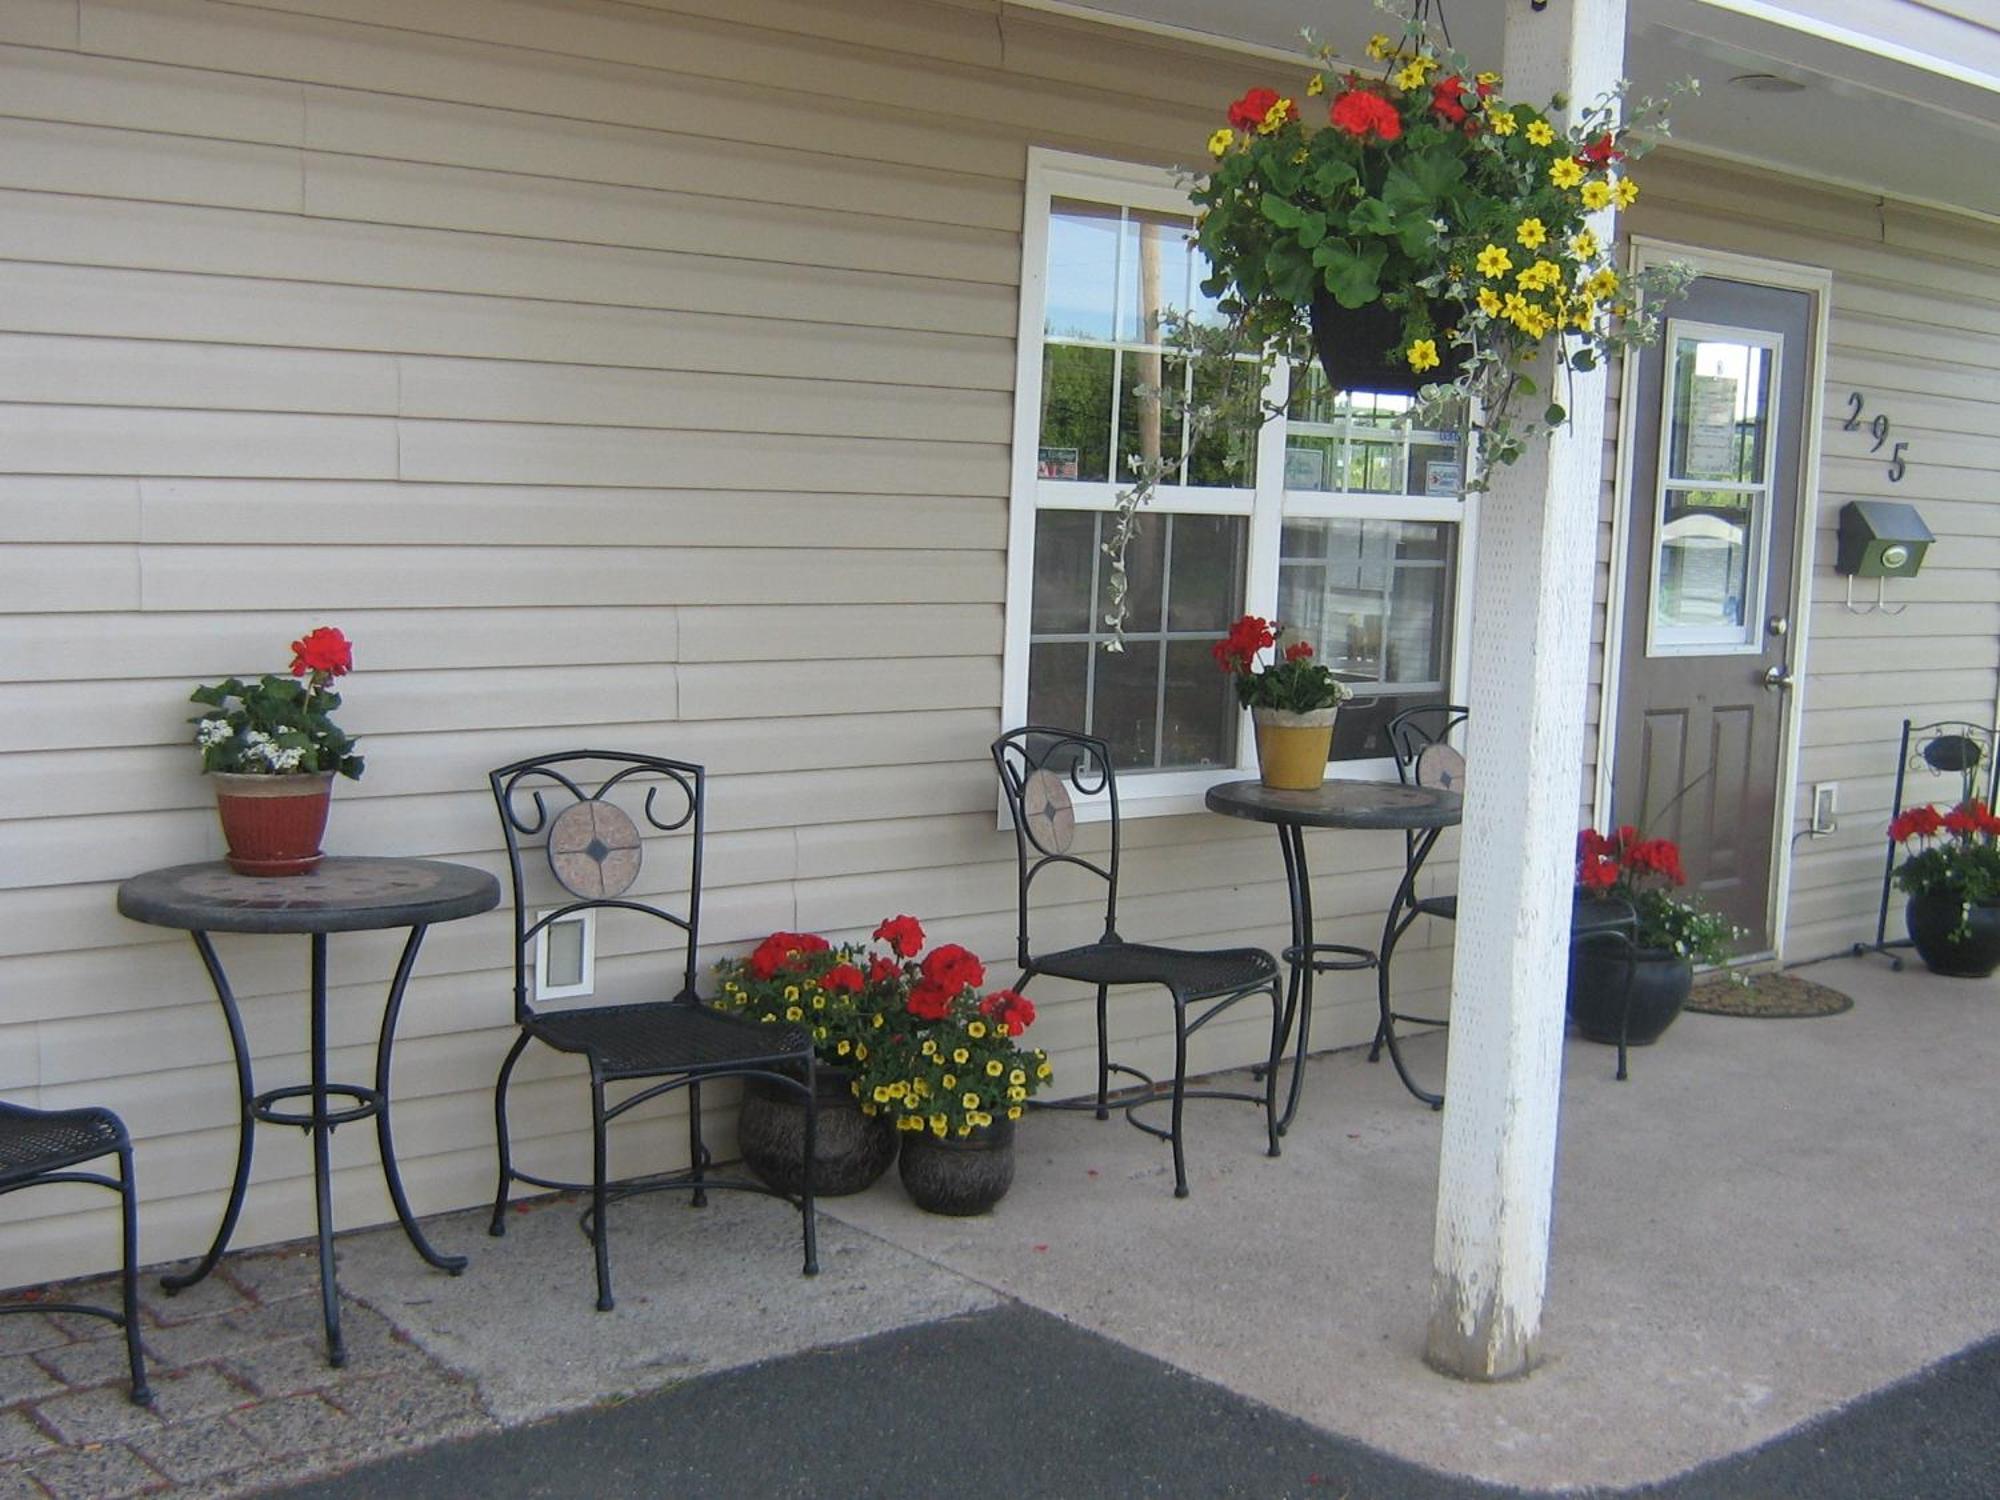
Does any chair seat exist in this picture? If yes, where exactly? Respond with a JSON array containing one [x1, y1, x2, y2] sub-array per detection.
[[0, 1103, 128, 1189], [525, 1000, 811, 1079], [1030, 941, 1279, 1001]]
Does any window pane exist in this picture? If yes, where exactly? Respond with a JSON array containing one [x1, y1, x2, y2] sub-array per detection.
[[1040, 344, 1113, 482], [1045, 200, 1119, 340], [1655, 488, 1754, 640], [1027, 641, 1089, 732], [1092, 641, 1161, 770], [1668, 336, 1772, 485], [1118, 210, 1195, 344], [1186, 356, 1260, 488], [1162, 640, 1237, 768], [1095, 510, 1165, 630], [1114, 350, 1175, 484], [1031, 510, 1096, 633], [1166, 513, 1246, 631]]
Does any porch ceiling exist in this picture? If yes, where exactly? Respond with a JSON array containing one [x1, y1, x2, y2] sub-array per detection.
[[1037, 0, 2000, 218]]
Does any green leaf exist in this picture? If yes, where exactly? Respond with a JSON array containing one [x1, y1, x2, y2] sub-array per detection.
[[1312, 159, 1359, 197], [1264, 241, 1316, 304], [1311, 241, 1385, 308], [1345, 196, 1394, 236], [1514, 374, 1539, 397], [1569, 348, 1598, 372], [1381, 150, 1466, 219], [1259, 193, 1306, 230], [1545, 403, 1567, 426], [1295, 209, 1327, 249]]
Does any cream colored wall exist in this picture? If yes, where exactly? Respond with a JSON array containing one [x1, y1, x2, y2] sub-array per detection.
[[1625, 156, 2000, 961], [0, 0, 1457, 1285]]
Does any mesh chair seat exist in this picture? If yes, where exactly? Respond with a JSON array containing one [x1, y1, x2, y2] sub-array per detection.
[[526, 1002, 812, 1079], [1031, 942, 1279, 1002], [0, 1102, 128, 1189]]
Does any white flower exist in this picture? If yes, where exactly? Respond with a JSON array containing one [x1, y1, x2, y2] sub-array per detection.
[[197, 718, 233, 747]]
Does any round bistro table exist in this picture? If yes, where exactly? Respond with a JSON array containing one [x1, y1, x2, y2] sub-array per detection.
[[116, 857, 499, 1366], [1204, 779, 1463, 1125]]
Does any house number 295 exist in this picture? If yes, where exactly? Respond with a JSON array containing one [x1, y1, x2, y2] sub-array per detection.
[[1843, 391, 1909, 483]]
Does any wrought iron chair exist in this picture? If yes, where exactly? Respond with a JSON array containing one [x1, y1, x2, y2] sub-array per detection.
[[1855, 718, 2000, 970], [0, 1099, 150, 1403], [488, 750, 818, 1311], [992, 727, 1285, 1198], [1375, 704, 1647, 1095]]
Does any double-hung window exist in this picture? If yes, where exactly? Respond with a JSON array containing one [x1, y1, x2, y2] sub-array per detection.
[[1003, 151, 1475, 814]]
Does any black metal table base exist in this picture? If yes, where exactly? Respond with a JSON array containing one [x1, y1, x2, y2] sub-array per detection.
[[165, 928, 464, 1367]]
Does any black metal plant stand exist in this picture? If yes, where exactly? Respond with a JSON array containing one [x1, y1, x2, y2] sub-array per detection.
[[117, 858, 499, 1366], [1853, 719, 1999, 970]]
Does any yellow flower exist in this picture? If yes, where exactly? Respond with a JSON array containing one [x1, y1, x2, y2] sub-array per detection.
[[1393, 58, 1431, 90], [967, 1022, 986, 1040], [985, 1059, 1004, 1077], [723, 981, 739, 994], [931, 1113, 948, 1134], [1007, 1086, 1026, 1102], [1009, 1068, 1026, 1085], [1406, 339, 1440, 373], [1587, 267, 1621, 299], [962, 1092, 980, 1110], [887, 1080, 906, 1099], [1475, 70, 1500, 88], [872, 1085, 891, 1103], [1569, 228, 1600, 259], [811, 995, 825, 1009], [837, 1038, 851, 1055], [1516, 218, 1547, 250], [1258, 99, 1294, 135], [1580, 180, 1613, 211], [813, 1025, 827, 1041], [1613, 175, 1640, 207], [1365, 33, 1394, 60], [1517, 259, 1562, 292], [1475, 243, 1513, 278], [1037, 1062, 1053, 1079], [1549, 157, 1585, 190], [921, 1038, 938, 1057], [783, 985, 799, 1001], [1207, 128, 1234, 157], [952, 1047, 970, 1065], [1291, 148, 1308, 164], [1525, 119, 1556, 147], [1008, 1106, 1024, 1121], [784, 1005, 803, 1021], [871, 1013, 884, 1028], [855, 1043, 868, 1061], [942, 1073, 957, 1089], [1476, 287, 1502, 316], [1306, 72, 1325, 97], [1487, 109, 1517, 136]]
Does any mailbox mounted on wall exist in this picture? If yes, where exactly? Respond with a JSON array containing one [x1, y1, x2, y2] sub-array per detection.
[[1836, 500, 1933, 578]]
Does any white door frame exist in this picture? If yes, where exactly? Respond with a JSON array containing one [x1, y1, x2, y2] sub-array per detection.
[[1594, 240, 1833, 963]]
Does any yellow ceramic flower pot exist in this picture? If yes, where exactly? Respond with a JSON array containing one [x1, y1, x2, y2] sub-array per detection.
[[1252, 707, 1337, 791]]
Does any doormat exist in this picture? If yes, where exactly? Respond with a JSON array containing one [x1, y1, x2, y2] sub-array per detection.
[[1685, 970, 1854, 1018]]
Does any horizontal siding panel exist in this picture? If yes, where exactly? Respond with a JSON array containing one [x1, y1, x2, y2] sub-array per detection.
[[0, 405, 399, 477], [678, 656, 998, 721], [0, 262, 1014, 387], [0, 476, 142, 541], [0, 192, 1017, 339], [0, 41, 304, 144], [303, 151, 1021, 284], [0, 0, 78, 46], [302, 85, 1020, 231], [0, 334, 398, 414], [395, 420, 1003, 494], [0, 543, 141, 611], [0, 115, 304, 212]]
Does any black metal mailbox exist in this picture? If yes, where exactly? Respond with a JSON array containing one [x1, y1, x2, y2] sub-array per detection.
[[1835, 500, 1933, 578]]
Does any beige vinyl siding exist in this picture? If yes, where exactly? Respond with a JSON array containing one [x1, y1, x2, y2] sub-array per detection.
[[0, 0, 1438, 1286], [1625, 156, 2000, 961]]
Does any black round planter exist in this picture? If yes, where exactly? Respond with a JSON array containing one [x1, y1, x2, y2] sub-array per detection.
[[1905, 891, 2000, 978], [897, 1118, 1016, 1217], [1568, 946, 1693, 1047], [1308, 287, 1465, 398], [737, 1067, 897, 1198]]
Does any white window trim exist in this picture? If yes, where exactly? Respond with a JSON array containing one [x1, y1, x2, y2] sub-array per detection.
[[1002, 148, 1478, 823], [533, 906, 596, 1002]]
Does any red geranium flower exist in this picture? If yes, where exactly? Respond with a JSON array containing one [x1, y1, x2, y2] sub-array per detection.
[[289, 626, 353, 679], [822, 963, 864, 995], [1328, 88, 1402, 142], [1889, 805, 1945, 842], [1579, 133, 1623, 170], [868, 955, 901, 985], [918, 943, 986, 996], [1283, 640, 1314, 662], [1430, 75, 1471, 124], [873, 914, 925, 958], [980, 989, 1039, 1036], [745, 931, 829, 980], [905, 983, 954, 1022], [1211, 614, 1278, 674], [1943, 802, 1984, 838], [1227, 86, 1284, 132]]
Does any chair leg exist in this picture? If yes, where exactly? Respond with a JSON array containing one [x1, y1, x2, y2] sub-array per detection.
[[799, 1071, 819, 1277], [1094, 984, 1111, 1120], [115, 1143, 151, 1406], [1263, 981, 1284, 1160], [687, 1079, 708, 1209], [488, 1032, 530, 1238], [1169, 997, 1190, 1199], [590, 1072, 614, 1313]]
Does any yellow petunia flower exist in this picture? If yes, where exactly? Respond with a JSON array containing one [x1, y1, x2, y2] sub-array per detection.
[[1569, 228, 1600, 259], [1476, 287, 1503, 316], [784, 1005, 803, 1021], [1007, 1086, 1026, 1102], [921, 1038, 938, 1056], [1008, 1106, 1024, 1120], [1207, 128, 1234, 157], [811, 995, 825, 1009], [1306, 72, 1325, 97], [985, 1059, 1005, 1077], [942, 1073, 957, 1089], [813, 1025, 827, 1041], [1487, 109, 1517, 136], [871, 1013, 884, 1028], [855, 1043, 868, 1061], [1613, 176, 1640, 208], [872, 1085, 891, 1103], [1549, 157, 1585, 190], [931, 1113, 948, 1134], [1009, 1068, 1026, 1086], [783, 985, 799, 1001], [1515, 217, 1548, 250], [1476, 243, 1513, 278], [952, 1047, 970, 1065], [962, 1092, 981, 1110], [1580, 180, 1613, 211], [967, 1022, 986, 1040], [1406, 339, 1441, 373], [1525, 119, 1556, 147], [837, 1038, 851, 1055], [1037, 1062, 1053, 1078]]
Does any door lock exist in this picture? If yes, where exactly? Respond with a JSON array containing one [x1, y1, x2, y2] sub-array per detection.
[[1762, 663, 1794, 691]]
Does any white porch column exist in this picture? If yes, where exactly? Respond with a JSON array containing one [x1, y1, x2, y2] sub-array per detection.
[[1425, 0, 1626, 1380]]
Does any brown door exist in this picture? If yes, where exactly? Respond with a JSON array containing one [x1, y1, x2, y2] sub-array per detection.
[[1612, 276, 1812, 955]]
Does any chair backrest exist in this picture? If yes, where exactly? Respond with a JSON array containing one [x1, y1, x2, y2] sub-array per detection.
[[1895, 719, 2000, 814], [488, 749, 705, 1025], [991, 727, 1120, 964], [1387, 704, 1469, 790]]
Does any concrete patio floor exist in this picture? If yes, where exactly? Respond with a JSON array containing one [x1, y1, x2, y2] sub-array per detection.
[[3, 954, 1996, 1496]]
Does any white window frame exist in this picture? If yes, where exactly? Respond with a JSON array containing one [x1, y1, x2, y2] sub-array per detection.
[[534, 906, 596, 1002], [1002, 149, 1478, 820]]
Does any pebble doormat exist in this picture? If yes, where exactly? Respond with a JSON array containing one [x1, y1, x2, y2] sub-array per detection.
[[1685, 969, 1854, 1018]]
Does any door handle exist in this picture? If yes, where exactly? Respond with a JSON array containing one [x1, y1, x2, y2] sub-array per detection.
[[1762, 663, 1793, 691]]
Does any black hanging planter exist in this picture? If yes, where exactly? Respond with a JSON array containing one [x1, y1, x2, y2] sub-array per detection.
[[1308, 286, 1465, 398]]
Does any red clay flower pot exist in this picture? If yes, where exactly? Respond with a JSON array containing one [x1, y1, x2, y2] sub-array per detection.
[[211, 772, 334, 876]]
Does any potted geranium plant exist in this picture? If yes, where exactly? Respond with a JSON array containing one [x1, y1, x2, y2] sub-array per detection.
[[710, 916, 923, 1195], [1572, 826, 1737, 1045], [1213, 614, 1351, 790], [189, 626, 363, 875], [1190, 12, 1692, 483], [846, 943, 1052, 1216], [1887, 800, 2000, 977]]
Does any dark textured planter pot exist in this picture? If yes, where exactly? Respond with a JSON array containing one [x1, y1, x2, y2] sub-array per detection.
[[737, 1067, 897, 1198], [1309, 287, 1466, 398], [897, 1118, 1016, 1217], [211, 771, 334, 876], [1905, 892, 2000, 979], [1568, 946, 1693, 1047]]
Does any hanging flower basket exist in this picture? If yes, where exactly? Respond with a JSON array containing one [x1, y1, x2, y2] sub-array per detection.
[[1308, 286, 1466, 398]]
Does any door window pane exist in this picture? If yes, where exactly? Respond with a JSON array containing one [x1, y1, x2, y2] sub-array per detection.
[[1656, 489, 1754, 635], [1667, 337, 1772, 485]]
